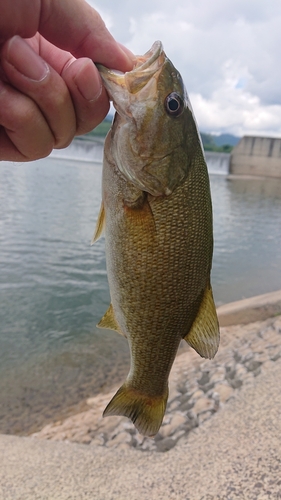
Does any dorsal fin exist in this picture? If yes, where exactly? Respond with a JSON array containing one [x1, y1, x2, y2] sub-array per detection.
[[91, 202, 105, 244], [184, 284, 220, 359], [97, 304, 126, 338]]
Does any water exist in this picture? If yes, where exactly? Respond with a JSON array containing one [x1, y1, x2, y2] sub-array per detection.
[[210, 175, 281, 303], [0, 153, 281, 435]]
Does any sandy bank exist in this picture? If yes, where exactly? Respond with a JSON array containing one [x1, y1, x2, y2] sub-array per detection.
[[31, 291, 281, 453], [217, 289, 281, 326]]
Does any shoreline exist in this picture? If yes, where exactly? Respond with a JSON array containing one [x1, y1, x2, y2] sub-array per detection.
[[30, 290, 281, 451], [216, 289, 281, 326]]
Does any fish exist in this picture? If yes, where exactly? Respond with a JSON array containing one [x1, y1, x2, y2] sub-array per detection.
[[93, 41, 220, 437]]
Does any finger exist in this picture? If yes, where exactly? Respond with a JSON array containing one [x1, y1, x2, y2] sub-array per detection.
[[0, 0, 39, 42], [1, 36, 76, 149], [0, 80, 55, 161], [29, 36, 111, 135], [62, 58, 110, 136]]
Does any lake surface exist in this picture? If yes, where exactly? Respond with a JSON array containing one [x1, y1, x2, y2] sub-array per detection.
[[0, 155, 281, 434]]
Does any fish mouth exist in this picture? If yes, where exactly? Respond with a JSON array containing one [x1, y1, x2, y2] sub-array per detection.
[[97, 41, 166, 95]]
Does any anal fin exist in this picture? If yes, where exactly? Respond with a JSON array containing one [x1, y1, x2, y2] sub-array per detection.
[[184, 284, 220, 359], [97, 303, 126, 338]]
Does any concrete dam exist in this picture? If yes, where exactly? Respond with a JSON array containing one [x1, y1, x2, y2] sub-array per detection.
[[50, 139, 231, 175], [50, 135, 281, 178], [230, 136, 281, 178], [50, 136, 281, 177]]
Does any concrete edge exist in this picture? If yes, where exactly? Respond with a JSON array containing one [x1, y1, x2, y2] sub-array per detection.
[[217, 290, 281, 327]]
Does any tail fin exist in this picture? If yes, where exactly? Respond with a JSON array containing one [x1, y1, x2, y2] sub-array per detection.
[[103, 383, 168, 437]]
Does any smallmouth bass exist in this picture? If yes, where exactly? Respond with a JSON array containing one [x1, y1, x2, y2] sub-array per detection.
[[93, 41, 219, 437]]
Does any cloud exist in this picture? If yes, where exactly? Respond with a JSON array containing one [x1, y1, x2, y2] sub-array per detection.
[[191, 58, 281, 137], [88, 0, 281, 137]]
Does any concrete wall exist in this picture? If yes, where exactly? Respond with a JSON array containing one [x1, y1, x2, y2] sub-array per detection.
[[230, 136, 281, 178]]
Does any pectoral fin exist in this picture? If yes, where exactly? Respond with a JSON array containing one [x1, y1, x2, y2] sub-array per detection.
[[184, 284, 220, 359], [91, 202, 105, 244], [97, 303, 126, 338]]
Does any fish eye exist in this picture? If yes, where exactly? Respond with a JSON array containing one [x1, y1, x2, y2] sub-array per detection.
[[165, 92, 184, 117]]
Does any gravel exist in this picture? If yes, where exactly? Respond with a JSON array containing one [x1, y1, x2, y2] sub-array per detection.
[[32, 315, 281, 453]]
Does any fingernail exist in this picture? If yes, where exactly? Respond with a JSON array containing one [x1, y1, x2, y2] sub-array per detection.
[[75, 60, 103, 101], [6, 36, 49, 82]]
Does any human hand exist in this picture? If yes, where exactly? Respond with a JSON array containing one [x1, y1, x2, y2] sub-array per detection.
[[0, 0, 134, 161]]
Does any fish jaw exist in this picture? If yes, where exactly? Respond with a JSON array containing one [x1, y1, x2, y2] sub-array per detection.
[[97, 41, 165, 107], [98, 41, 199, 197]]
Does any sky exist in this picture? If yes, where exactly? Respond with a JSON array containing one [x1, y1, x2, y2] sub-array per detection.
[[88, 0, 281, 138]]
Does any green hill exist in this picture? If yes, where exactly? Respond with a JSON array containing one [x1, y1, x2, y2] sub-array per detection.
[[212, 133, 240, 148], [200, 132, 239, 153]]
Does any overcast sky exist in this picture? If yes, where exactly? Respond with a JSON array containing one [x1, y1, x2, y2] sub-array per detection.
[[88, 0, 281, 138]]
